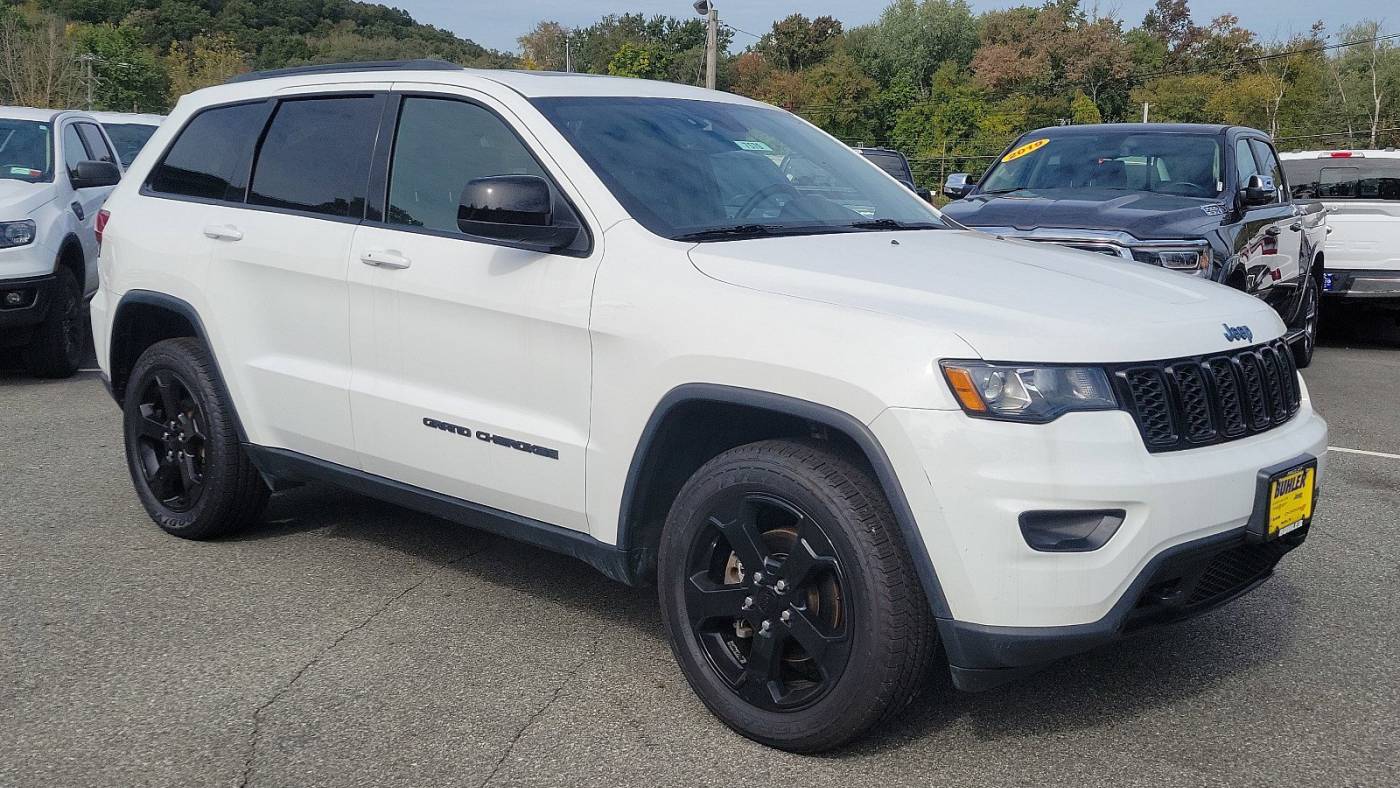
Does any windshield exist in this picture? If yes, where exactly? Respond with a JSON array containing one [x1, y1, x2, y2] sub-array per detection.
[[0, 120, 53, 182], [101, 122, 158, 167], [979, 130, 1224, 199], [1283, 159, 1400, 201], [532, 97, 943, 240]]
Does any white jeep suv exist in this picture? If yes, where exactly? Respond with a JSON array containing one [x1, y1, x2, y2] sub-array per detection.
[[1, 107, 122, 376], [93, 61, 1329, 752]]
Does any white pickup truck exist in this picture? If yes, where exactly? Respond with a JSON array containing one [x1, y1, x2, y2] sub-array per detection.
[[1282, 149, 1400, 310]]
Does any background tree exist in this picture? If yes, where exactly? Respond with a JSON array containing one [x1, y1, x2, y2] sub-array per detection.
[[0, 10, 80, 108], [757, 14, 842, 72], [164, 34, 247, 101]]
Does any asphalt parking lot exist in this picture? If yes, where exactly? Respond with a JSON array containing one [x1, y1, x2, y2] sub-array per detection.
[[3, 316, 1399, 788]]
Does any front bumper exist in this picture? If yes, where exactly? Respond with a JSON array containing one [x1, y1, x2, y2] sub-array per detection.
[[0, 273, 57, 340], [1322, 269, 1400, 306], [870, 394, 1327, 689]]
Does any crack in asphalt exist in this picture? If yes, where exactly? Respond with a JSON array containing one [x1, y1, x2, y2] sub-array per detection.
[[479, 651, 593, 788], [236, 546, 488, 788]]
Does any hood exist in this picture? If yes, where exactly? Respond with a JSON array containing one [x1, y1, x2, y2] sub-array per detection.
[[939, 188, 1224, 240], [0, 178, 57, 218], [687, 229, 1283, 364]]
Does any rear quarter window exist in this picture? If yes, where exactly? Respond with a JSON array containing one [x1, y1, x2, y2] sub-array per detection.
[[147, 102, 271, 202]]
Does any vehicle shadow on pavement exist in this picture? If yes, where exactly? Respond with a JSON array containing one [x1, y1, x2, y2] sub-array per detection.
[[841, 578, 1305, 756], [1319, 310, 1400, 349], [228, 483, 667, 641], [223, 484, 1306, 756]]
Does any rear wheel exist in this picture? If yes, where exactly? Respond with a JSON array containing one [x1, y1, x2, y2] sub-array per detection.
[[658, 439, 935, 752], [23, 267, 84, 378], [1293, 274, 1319, 368], [122, 338, 268, 539]]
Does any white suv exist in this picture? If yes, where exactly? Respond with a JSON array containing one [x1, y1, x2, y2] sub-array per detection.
[[93, 62, 1329, 751], [1, 107, 122, 376]]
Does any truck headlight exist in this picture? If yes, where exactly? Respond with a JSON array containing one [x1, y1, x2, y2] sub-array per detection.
[[940, 361, 1117, 423], [1131, 247, 1209, 271], [0, 220, 36, 248]]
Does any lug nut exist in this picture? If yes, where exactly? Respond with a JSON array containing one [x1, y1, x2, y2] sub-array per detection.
[[775, 579, 787, 593], [759, 620, 771, 633], [753, 572, 764, 583], [742, 596, 754, 610], [780, 610, 791, 623]]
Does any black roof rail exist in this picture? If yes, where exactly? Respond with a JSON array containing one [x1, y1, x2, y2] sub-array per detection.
[[226, 59, 463, 84]]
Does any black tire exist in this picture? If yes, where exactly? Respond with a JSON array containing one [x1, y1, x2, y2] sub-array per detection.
[[23, 266, 84, 379], [122, 337, 269, 539], [658, 439, 935, 752], [1293, 274, 1319, 369]]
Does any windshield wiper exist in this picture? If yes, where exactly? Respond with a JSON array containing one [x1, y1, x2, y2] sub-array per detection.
[[845, 218, 943, 231], [673, 224, 850, 242], [981, 187, 1029, 195]]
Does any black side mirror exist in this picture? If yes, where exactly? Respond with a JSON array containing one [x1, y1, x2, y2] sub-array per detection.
[[943, 172, 976, 200], [71, 160, 121, 189], [915, 187, 933, 203], [457, 175, 579, 252], [1238, 174, 1274, 208]]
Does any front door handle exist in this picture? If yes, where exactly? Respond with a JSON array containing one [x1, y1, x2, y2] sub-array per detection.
[[203, 224, 243, 241], [1264, 226, 1282, 237], [360, 249, 411, 270]]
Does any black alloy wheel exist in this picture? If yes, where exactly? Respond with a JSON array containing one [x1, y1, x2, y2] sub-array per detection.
[[1294, 274, 1319, 368], [122, 337, 268, 539], [683, 490, 850, 712], [659, 439, 935, 752], [128, 370, 209, 512]]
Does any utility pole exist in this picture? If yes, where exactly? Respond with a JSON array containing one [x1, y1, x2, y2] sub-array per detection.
[[694, 1, 718, 90], [1142, 102, 1149, 123], [78, 54, 95, 110], [564, 31, 571, 73]]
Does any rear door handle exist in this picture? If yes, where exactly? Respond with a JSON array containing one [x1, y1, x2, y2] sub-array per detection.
[[1289, 221, 1303, 232], [360, 249, 411, 270], [203, 224, 243, 241], [1264, 226, 1282, 237]]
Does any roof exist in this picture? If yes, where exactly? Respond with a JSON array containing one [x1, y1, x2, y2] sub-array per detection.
[[86, 111, 166, 126], [1021, 123, 1244, 137], [0, 106, 65, 123], [199, 59, 768, 107]]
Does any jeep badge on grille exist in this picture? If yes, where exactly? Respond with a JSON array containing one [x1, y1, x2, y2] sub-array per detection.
[[1222, 324, 1253, 343]]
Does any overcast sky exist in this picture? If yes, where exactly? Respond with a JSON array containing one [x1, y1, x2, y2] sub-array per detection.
[[399, 1, 1383, 54]]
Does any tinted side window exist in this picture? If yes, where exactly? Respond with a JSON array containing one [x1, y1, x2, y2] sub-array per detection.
[[103, 123, 158, 167], [76, 123, 116, 165], [1248, 139, 1287, 203], [250, 96, 380, 218], [387, 97, 550, 232], [62, 125, 88, 180], [1234, 138, 1260, 187], [149, 102, 270, 201]]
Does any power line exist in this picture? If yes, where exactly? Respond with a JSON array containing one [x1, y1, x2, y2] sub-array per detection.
[[721, 23, 762, 41]]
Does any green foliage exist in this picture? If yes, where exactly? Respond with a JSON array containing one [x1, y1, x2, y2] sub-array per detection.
[[71, 22, 167, 112], [757, 14, 842, 71], [853, 0, 980, 92], [607, 42, 662, 79], [1070, 90, 1102, 123]]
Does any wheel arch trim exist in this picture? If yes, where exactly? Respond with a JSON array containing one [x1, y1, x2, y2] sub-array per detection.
[[110, 290, 249, 443], [617, 383, 953, 620]]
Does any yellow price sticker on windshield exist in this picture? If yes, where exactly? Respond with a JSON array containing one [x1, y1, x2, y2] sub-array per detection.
[[1002, 138, 1049, 163]]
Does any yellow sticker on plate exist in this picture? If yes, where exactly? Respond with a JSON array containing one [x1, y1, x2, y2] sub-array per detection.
[[1267, 466, 1315, 537], [1002, 138, 1049, 163]]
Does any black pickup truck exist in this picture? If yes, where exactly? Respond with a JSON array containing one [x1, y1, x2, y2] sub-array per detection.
[[940, 123, 1328, 366]]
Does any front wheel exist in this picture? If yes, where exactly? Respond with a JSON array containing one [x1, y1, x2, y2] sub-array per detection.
[[23, 267, 84, 378], [658, 439, 935, 752], [122, 337, 269, 539]]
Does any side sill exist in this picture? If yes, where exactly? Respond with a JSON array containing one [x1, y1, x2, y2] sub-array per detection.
[[245, 445, 639, 585]]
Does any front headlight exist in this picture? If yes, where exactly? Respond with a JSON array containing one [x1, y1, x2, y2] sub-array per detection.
[[1131, 247, 1209, 272], [940, 361, 1118, 423], [0, 220, 36, 248]]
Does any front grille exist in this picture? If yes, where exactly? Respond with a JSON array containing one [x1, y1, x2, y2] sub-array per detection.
[[1126, 533, 1301, 631], [1115, 339, 1301, 453], [1185, 540, 1290, 605]]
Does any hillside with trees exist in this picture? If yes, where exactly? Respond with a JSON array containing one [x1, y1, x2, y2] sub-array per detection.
[[1, 0, 1396, 186]]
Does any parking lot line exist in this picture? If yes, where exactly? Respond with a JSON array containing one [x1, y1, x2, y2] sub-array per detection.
[[1329, 446, 1400, 460]]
